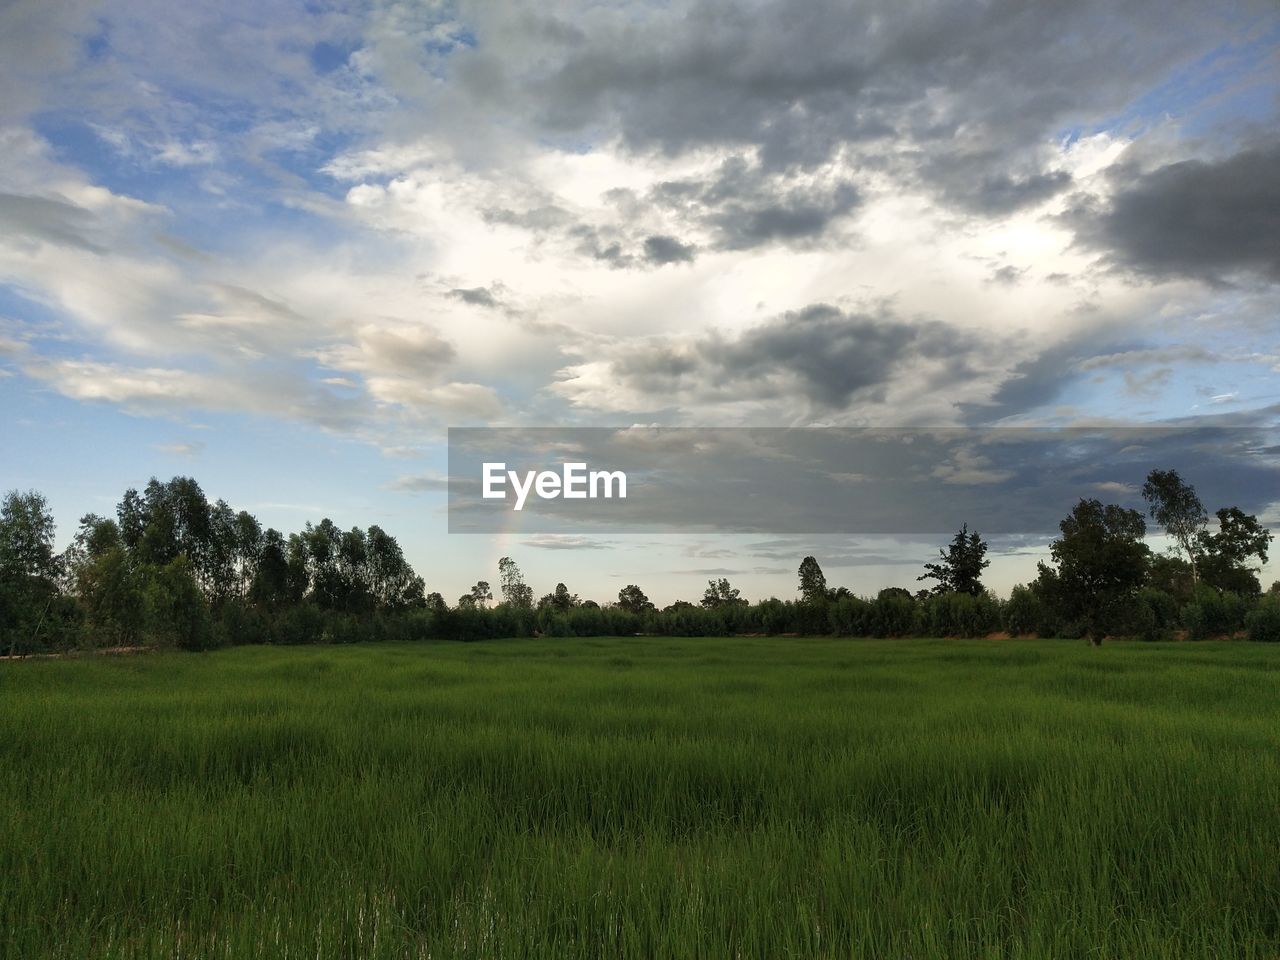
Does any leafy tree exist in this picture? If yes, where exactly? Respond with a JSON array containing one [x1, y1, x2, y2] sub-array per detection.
[[918, 523, 989, 595], [539, 582, 579, 613], [1037, 498, 1150, 645], [1196, 506, 1272, 595], [234, 510, 263, 594], [460, 581, 492, 609], [797, 556, 827, 604], [143, 556, 213, 651], [75, 545, 144, 646], [497, 557, 534, 608], [338, 527, 372, 612], [249, 528, 291, 607], [701, 577, 747, 608], [1142, 469, 1208, 584], [616, 584, 654, 614], [299, 519, 344, 609], [366, 525, 422, 609], [122, 477, 214, 573], [0, 490, 63, 655], [1148, 553, 1195, 603], [206, 499, 240, 606]]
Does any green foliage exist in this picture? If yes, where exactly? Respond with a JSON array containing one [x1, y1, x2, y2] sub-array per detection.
[[1037, 498, 1150, 643], [701, 577, 747, 608], [74, 546, 145, 647], [827, 595, 873, 635], [1002, 584, 1045, 636], [920, 590, 1001, 637], [0, 490, 64, 655], [1196, 507, 1273, 596], [870, 588, 917, 637], [143, 557, 214, 651], [497, 556, 534, 609], [616, 584, 654, 614], [1181, 586, 1251, 641], [1148, 554, 1195, 604], [1245, 594, 1280, 643], [1132, 587, 1180, 641], [1142, 468, 1207, 578], [918, 524, 990, 596], [797, 555, 827, 604]]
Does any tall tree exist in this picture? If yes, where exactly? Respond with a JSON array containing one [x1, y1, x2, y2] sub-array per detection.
[[468, 580, 493, 608], [539, 582, 579, 613], [918, 524, 989, 595], [797, 556, 827, 604], [249, 529, 290, 607], [616, 584, 654, 614], [0, 490, 62, 655], [1142, 469, 1208, 584], [497, 556, 534, 609], [701, 578, 747, 608], [1037, 498, 1150, 645], [1196, 506, 1273, 595]]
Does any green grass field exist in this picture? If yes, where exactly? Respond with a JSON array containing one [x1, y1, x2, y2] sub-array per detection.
[[3, 637, 1279, 959]]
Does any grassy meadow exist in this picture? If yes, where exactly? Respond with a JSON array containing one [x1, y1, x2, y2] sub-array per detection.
[[2, 636, 1279, 959]]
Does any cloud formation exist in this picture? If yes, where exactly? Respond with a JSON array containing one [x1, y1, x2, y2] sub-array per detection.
[[1072, 142, 1280, 284]]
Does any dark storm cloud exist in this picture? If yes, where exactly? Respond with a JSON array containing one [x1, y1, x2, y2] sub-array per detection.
[[480, 204, 573, 231], [449, 286, 501, 307], [603, 303, 983, 410], [526, 154, 861, 269], [958, 335, 1116, 425], [445, 0, 1260, 208], [916, 149, 1074, 216], [566, 226, 698, 269], [969, 170, 1073, 216], [569, 225, 635, 268], [1071, 142, 1280, 284], [642, 234, 696, 264], [986, 265, 1026, 287], [650, 157, 861, 250]]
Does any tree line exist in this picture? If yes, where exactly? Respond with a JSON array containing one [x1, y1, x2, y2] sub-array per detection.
[[1, 469, 1277, 654]]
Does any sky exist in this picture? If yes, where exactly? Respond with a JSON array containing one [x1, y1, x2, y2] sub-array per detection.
[[1, 0, 1278, 605]]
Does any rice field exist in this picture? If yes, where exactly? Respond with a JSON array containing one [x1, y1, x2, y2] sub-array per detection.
[[2, 636, 1279, 959]]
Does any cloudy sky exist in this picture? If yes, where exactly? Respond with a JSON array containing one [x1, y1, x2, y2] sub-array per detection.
[[2, 0, 1278, 603]]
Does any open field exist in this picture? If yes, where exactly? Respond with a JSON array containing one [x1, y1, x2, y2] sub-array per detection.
[[3, 637, 1279, 959]]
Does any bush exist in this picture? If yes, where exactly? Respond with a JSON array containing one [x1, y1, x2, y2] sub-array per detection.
[[1182, 586, 1251, 640], [921, 592, 1000, 638], [1246, 595, 1280, 643], [870, 591, 917, 637], [1002, 585, 1042, 636], [213, 600, 271, 646], [271, 603, 327, 644], [828, 596, 872, 636], [143, 557, 214, 651]]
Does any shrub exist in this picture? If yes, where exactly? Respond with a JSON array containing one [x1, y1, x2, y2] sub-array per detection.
[[143, 558, 215, 651], [1245, 595, 1280, 643], [1002, 585, 1042, 636], [870, 591, 917, 637], [921, 592, 1000, 638], [1182, 586, 1251, 640], [828, 596, 872, 636]]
